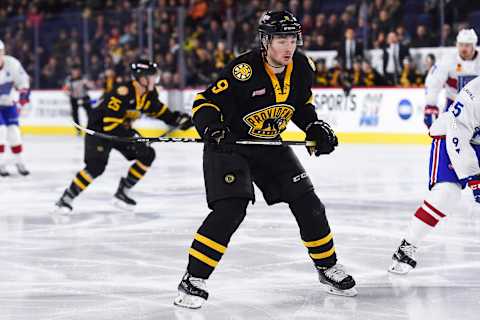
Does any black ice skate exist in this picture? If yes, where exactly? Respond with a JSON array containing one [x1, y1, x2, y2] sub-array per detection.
[[174, 272, 208, 309], [317, 264, 357, 297], [0, 165, 9, 177], [16, 163, 30, 176], [389, 239, 417, 274], [113, 178, 136, 211], [54, 190, 74, 214]]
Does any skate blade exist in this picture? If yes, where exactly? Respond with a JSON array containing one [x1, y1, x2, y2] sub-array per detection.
[[173, 292, 206, 309], [112, 199, 136, 212], [388, 260, 413, 275], [320, 283, 358, 297], [51, 205, 73, 215]]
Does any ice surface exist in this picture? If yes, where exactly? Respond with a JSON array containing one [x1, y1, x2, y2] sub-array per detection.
[[1, 136, 480, 320]]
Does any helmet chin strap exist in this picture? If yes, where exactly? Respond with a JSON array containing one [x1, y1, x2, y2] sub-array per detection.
[[265, 57, 285, 69], [261, 38, 287, 70]]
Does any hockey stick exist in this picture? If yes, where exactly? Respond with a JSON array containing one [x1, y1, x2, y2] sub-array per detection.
[[72, 122, 315, 147]]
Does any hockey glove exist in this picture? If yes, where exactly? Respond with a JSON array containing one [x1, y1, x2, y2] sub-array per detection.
[[467, 175, 480, 204], [172, 111, 193, 130], [125, 110, 141, 120], [18, 89, 30, 106], [305, 120, 338, 156], [203, 123, 233, 144], [424, 105, 439, 128]]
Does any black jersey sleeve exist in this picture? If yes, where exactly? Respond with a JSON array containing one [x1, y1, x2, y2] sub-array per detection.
[[291, 54, 319, 132], [191, 62, 240, 137], [140, 89, 185, 126]]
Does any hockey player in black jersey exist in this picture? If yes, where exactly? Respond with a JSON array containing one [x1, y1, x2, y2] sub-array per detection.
[[174, 11, 357, 309], [54, 59, 192, 213]]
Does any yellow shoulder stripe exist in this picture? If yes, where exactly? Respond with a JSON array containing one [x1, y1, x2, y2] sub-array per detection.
[[192, 103, 221, 116], [103, 117, 124, 123], [305, 94, 313, 105], [103, 122, 121, 132], [148, 104, 168, 118], [194, 93, 206, 102]]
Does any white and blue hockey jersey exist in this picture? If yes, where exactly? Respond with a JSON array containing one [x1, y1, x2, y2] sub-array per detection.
[[431, 76, 480, 179], [425, 52, 480, 109], [0, 55, 30, 107]]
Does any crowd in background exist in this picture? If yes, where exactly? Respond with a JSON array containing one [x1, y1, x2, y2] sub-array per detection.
[[1, 0, 479, 89]]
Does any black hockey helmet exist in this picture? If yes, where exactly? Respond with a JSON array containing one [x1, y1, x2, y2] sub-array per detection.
[[130, 59, 158, 79], [258, 10, 303, 47]]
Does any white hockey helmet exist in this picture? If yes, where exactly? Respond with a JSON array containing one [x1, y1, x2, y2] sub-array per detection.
[[456, 29, 478, 45]]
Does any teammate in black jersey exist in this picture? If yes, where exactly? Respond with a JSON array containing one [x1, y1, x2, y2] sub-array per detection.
[[54, 59, 192, 213], [174, 11, 357, 309]]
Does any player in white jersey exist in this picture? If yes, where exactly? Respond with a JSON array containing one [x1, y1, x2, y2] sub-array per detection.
[[424, 29, 480, 128], [389, 74, 480, 274], [0, 40, 30, 176]]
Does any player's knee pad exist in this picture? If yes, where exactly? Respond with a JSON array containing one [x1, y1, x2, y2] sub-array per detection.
[[6, 125, 22, 146], [138, 146, 155, 166], [289, 191, 326, 219], [208, 198, 249, 234], [85, 163, 106, 178], [289, 191, 330, 238], [424, 182, 462, 217], [0, 125, 6, 144]]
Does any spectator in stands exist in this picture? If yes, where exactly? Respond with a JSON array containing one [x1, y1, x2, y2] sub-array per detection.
[[40, 57, 64, 89], [378, 10, 393, 35], [314, 58, 329, 87], [1, 0, 472, 90], [310, 34, 328, 51], [89, 54, 103, 83], [355, 17, 370, 47], [362, 59, 385, 86], [369, 0, 386, 21], [214, 41, 234, 73], [411, 25, 435, 48], [382, 31, 410, 85], [301, 14, 314, 35], [100, 67, 117, 94], [423, 53, 436, 82], [395, 25, 411, 46], [328, 57, 346, 87], [441, 23, 456, 46], [385, 0, 402, 28], [399, 56, 423, 87], [326, 14, 341, 49], [350, 56, 365, 87], [313, 13, 328, 36], [340, 10, 356, 32], [337, 28, 364, 71]]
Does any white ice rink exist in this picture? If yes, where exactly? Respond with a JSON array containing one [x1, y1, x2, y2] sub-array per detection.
[[1, 136, 480, 320]]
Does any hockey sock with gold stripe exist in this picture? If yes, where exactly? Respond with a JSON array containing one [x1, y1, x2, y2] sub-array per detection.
[[67, 169, 94, 197], [187, 198, 248, 279], [289, 191, 337, 268], [125, 160, 149, 187]]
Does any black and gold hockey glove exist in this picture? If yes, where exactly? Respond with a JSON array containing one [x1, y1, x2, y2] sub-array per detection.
[[172, 111, 193, 130], [305, 120, 338, 156]]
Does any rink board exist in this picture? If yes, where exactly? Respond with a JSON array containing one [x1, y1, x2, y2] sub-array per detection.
[[18, 88, 438, 144]]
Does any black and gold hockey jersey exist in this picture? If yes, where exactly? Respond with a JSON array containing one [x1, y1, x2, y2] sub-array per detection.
[[89, 80, 177, 136], [192, 49, 318, 140]]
